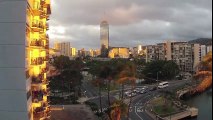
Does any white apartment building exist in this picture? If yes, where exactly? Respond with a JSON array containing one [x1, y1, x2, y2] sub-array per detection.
[[145, 41, 203, 73], [0, 0, 51, 120], [146, 45, 158, 62]]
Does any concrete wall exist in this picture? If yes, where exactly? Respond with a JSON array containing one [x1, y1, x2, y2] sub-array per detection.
[[0, 0, 29, 120]]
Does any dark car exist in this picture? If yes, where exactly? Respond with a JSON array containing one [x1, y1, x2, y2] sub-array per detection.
[[150, 86, 157, 91]]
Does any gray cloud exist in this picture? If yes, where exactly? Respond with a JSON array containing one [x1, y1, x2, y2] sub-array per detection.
[[49, 0, 212, 49]]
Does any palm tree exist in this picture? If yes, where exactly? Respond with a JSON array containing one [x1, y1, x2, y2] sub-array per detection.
[[193, 52, 212, 94], [117, 62, 137, 119], [110, 100, 128, 120]]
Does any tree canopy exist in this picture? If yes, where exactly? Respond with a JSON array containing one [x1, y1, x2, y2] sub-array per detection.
[[143, 60, 180, 80]]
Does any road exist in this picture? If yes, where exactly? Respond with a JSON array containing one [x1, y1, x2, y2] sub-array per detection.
[[82, 78, 190, 120], [82, 80, 99, 98], [128, 80, 190, 120]]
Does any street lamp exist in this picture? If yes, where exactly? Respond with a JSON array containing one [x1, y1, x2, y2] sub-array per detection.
[[157, 71, 162, 83]]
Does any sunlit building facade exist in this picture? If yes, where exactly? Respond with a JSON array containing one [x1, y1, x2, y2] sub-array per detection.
[[100, 21, 109, 57], [54, 42, 71, 57], [145, 41, 202, 73], [0, 0, 51, 120], [71, 47, 77, 57], [108, 47, 130, 58]]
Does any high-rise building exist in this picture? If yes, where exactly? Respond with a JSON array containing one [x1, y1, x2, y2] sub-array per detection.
[[0, 0, 51, 120], [70, 47, 77, 57], [100, 21, 109, 57], [207, 45, 212, 53], [54, 42, 71, 57], [145, 41, 205, 73]]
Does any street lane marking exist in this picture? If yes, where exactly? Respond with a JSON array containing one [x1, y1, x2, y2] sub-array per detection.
[[135, 106, 143, 120]]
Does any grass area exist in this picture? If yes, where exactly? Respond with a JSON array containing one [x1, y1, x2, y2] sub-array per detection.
[[153, 105, 176, 116], [151, 97, 177, 117]]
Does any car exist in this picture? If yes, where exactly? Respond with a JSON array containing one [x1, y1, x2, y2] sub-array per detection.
[[140, 89, 148, 94], [150, 86, 157, 91], [140, 86, 148, 90], [125, 91, 131, 96], [126, 92, 137, 97], [134, 88, 141, 93], [158, 82, 169, 89]]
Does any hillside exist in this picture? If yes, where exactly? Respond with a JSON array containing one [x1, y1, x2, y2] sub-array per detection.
[[188, 38, 212, 45]]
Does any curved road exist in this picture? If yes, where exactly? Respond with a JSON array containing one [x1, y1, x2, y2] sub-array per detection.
[[128, 80, 190, 120]]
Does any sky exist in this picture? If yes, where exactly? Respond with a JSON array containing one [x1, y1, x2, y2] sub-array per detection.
[[49, 0, 212, 50]]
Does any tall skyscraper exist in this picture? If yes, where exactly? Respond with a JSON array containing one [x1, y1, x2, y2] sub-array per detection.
[[100, 20, 109, 57], [0, 0, 51, 120]]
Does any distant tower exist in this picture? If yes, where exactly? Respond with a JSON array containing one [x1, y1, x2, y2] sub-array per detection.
[[100, 20, 109, 57]]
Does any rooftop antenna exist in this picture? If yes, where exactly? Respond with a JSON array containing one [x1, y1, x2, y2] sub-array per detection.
[[100, 11, 108, 22]]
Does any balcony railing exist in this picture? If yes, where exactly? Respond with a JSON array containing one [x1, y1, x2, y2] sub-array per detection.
[[31, 57, 44, 65], [42, 80, 49, 85], [32, 21, 44, 30], [30, 40, 45, 47], [32, 76, 42, 84], [40, 12, 47, 19], [31, 74, 44, 84]]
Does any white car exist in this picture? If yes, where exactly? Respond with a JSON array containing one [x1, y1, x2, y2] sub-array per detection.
[[127, 92, 137, 97], [134, 88, 141, 93], [158, 82, 169, 89]]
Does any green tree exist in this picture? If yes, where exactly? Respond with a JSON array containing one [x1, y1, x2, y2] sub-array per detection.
[[49, 55, 83, 102], [143, 60, 179, 81], [162, 61, 180, 80]]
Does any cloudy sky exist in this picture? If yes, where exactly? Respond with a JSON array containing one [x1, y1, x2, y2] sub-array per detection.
[[49, 0, 212, 50]]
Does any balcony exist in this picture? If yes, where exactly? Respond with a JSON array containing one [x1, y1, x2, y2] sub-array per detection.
[[31, 74, 44, 85], [43, 89, 50, 96], [33, 107, 45, 119], [31, 21, 45, 32], [40, 11, 47, 19], [31, 76, 42, 85], [40, 0, 46, 5], [31, 57, 44, 66], [41, 68, 48, 73], [46, 23, 49, 30], [46, 108, 51, 119], [30, 40, 45, 48], [42, 0, 51, 15], [43, 102, 50, 109], [44, 56, 49, 61], [42, 80, 49, 85], [32, 2, 42, 15], [32, 91, 44, 103]]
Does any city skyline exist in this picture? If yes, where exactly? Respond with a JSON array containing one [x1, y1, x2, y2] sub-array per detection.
[[49, 0, 212, 49]]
